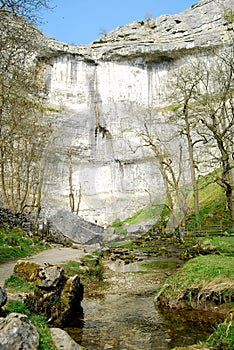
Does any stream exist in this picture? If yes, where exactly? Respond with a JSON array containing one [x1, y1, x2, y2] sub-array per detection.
[[66, 245, 222, 350]]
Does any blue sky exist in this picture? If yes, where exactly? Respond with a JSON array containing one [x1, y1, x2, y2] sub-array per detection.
[[40, 0, 198, 45]]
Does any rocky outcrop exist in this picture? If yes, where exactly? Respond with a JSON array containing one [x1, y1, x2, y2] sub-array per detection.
[[40, 0, 234, 224], [0, 313, 39, 350], [14, 260, 84, 326]]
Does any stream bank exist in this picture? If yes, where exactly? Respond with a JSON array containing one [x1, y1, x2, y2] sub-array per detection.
[[65, 236, 224, 350]]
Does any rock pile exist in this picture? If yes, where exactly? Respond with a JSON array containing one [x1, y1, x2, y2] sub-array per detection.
[[0, 312, 83, 350], [0, 208, 33, 235]]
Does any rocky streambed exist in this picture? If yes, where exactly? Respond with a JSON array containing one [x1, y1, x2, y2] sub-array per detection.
[[65, 238, 223, 350]]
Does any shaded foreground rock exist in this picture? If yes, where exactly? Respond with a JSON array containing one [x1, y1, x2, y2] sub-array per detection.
[[0, 313, 39, 350], [14, 260, 84, 326], [0, 286, 7, 308], [51, 328, 83, 350]]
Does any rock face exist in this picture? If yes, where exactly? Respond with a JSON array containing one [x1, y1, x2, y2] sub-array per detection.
[[0, 313, 39, 350], [40, 0, 234, 224]]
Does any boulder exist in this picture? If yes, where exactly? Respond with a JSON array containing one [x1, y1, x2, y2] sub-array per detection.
[[50, 328, 83, 350], [0, 313, 39, 350], [47, 210, 104, 245], [0, 286, 7, 307]]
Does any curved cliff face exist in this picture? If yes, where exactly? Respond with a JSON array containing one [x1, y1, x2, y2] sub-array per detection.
[[42, 0, 234, 224]]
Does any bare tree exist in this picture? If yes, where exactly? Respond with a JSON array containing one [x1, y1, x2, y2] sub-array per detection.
[[167, 62, 206, 228], [195, 50, 234, 228], [138, 121, 188, 231], [0, 9, 53, 217], [167, 49, 234, 229], [0, 0, 52, 23]]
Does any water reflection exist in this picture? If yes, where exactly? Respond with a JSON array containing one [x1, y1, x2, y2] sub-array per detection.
[[65, 254, 221, 349], [66, 293, 218, 350]]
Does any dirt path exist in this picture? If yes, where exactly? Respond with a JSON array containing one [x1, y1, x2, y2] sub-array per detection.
[[0, 246, 87, 286]]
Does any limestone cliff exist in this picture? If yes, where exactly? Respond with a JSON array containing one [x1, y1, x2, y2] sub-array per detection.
[[41, 0, 234, 224]]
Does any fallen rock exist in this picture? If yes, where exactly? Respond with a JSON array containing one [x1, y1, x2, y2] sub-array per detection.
[[47, 210, 104, 245], [50, 328, 83, 350], [0, 313, 39, 350]]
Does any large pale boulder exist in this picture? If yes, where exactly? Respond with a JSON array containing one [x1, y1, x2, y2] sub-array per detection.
[[50, 328, 83, 350], [47, 210, 104, 244], [0, 313, 39, 350]]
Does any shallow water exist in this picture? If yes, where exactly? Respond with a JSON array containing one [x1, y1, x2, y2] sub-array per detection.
[[66, 253, 222, 350]]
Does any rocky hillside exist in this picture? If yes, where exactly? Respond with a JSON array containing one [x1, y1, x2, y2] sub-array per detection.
[[40, 0, 233, 224]]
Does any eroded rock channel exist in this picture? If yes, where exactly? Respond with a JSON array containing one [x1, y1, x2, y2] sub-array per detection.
[[65, 238, 223, 350]]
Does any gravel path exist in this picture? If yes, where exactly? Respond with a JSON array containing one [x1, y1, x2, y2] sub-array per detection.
[[0, 246, 87, 286]]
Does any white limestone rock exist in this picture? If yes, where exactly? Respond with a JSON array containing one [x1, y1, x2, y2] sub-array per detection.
[[0, 313, 39, 350], [40, 0, 234, 224], [50, 328, 83, 350]]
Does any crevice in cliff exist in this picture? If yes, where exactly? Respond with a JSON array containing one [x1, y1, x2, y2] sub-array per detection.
[[92, 65, 112, 143], [93, 64, 100, 141], [95, 124, 112, 139]]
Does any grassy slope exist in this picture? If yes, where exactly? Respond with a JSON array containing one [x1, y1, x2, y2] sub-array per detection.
[[0, 227, 50, 264], [112, 166, 233, 233]]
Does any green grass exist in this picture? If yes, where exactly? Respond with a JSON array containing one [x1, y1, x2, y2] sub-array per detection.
[[207, 314, 234, 350], [198, 236, 234, 256], [6, 300, 31, 316], [4, 274, 36, 293], [0, 227, 50, 263], [186, 167, 232, 231], [112, 204, 168, 230], [172, 312, 234, 350], [156, 255, 234, 305], [61, 252, 105, 290], [30, 314, 56, 350]]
